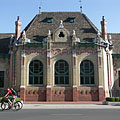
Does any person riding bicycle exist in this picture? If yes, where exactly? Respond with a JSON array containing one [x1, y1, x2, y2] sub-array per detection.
[[10, 88, 17, 102], [4, 88, 17, 106]]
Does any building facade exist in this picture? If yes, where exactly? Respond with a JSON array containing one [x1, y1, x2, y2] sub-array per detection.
[[0, 12, 119, 101]]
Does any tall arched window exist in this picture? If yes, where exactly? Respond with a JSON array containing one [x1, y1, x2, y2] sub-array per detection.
[[55, 60, 69, 85], [80, 60, 94, 85], [29, 60, 43, 85]]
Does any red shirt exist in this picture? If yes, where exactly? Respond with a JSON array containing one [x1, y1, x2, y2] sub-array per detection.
[[8, 90, 16, 97]]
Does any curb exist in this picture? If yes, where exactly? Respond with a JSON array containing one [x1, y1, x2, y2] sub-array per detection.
[[103, 101, 120, 106], [23, 101, 102, 105]]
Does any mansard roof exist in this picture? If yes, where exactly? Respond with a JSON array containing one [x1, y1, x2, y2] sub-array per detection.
[[24, 12, 98, 42], [0, 33, 13, 54], [108, 33, 120, 53]]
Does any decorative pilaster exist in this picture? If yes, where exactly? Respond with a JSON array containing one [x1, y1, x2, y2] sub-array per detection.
[[20, 50, 26, 100], [46, 30, 52, 101], [72, 30, 78, 101], [97, 48, 105, 101]]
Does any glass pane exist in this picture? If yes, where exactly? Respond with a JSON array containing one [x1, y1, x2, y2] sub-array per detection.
[[40, 77, 43, 84], [29, 60, 43, 85], [65, 76, 69, 84], [80, 60, 94, 85], [85, 77, 89, 84], [0, 71, 4, 87], [55, 60, 69, 85], [34, 76, 39, 84], [60, 76, 64, 84], [29, 76, 33, 84], [55, 76, 58, 84], [119, 71, 120, 87], [91, 77, 94, 84], [81, 77, 84, 84]]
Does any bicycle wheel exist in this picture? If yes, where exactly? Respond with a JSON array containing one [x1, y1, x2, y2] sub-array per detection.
[[12, 102, 20, 111], [16, 101, 23, 110], [1, 102, 10, 110]]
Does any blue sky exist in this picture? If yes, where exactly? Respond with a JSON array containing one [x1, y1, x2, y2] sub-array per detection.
[[0, 0, 119, 33]]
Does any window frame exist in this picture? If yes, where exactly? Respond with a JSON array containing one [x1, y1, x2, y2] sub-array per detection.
[[80, 60, 95, 86], [118, 71, 120, 87], [54, 60, 69, 86], [46, 17, 53, 23], [29, 60, 43, 86], [0, 71, 4, 88]]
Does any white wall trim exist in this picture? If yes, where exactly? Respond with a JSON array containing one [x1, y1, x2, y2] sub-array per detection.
[[46, 85, 51, 88], [73, 85, 77, 88], [20, 85, 26, 88], [99, 85, 103, 88]]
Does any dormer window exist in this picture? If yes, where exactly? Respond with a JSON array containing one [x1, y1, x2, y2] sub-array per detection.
[[69, 17, 76, 23], [64, 17, 76, 23], [46, 18, 53, 23]]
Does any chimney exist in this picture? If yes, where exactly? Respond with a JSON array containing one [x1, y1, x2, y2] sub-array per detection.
[[15, 16, 22, 40], [101, 16, 107, 40]]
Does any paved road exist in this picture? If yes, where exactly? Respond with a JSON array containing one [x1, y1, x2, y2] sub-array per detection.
[[0, 109, 120, 120]]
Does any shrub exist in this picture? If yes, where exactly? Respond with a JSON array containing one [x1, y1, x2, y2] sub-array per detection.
[[16, 97, 21, 101], [111, 97, 115, 102], [115, 97, 119, 102], [0, 97, 2, 102], [106, 97, 111, 101], [106, 97, 120, 102], [0, 97, 21, 102]]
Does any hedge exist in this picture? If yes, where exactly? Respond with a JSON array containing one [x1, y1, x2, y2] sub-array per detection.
[[0, 97, 21, 102], [106, 97, 120, 102]]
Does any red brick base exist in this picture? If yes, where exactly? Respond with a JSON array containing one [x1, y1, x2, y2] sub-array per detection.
[[73, 87, 77, 101], [19, 86, 105, 102], [99, 88, 105, 101], [20, 87, 25, 101], [46, 87, 52, 101]]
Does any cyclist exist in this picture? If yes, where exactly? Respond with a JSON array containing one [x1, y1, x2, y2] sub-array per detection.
[[10, 88, 17, 102], [4, 88, 16, 106]]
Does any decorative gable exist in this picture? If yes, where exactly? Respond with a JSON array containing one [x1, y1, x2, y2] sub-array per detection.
[[53, 20, 70, 42]]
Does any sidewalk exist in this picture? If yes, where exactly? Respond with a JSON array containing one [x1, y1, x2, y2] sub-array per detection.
[[22, 101, 120, 109], [23, 101, 102, 104]]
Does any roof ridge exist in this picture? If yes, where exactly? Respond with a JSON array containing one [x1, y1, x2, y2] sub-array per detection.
[[39, 11, 82, 13], [82, 13, 99, 33], [24, 15, 38, 32], [108, 33, 120, 34], [0, 33, 14, 34]]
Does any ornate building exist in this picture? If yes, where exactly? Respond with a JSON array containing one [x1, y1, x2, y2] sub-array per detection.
[[0, 12, 119, 101]]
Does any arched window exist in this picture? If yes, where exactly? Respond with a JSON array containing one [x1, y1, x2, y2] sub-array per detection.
[[55, 60, 69, 85], [29, 60, 43, 85], [80, 60, 94, 85]]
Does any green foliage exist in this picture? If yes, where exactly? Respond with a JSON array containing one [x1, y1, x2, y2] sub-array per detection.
[[0, 97, 2, 102], [106, 97, 120, 102], [16, 97, 21, 101], [115, 97, 119, 102], [106, 97, 111, 101], [0, 97, 21, 102]]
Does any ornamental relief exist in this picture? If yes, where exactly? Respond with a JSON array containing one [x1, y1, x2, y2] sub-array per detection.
[[23, 49, 97, 55]]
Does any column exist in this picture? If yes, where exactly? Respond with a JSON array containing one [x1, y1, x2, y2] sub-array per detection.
[[98, 48, 105, 101], [46, 33, 52, 101], [72, 50, 78, 101], [20, 50, 26, 101]]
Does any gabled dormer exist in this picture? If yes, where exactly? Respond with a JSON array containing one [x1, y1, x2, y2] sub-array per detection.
[[53, 20, 70, 42]]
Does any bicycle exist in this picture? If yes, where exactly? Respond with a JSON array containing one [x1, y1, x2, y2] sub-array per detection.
[[0, 97, 23, 111]]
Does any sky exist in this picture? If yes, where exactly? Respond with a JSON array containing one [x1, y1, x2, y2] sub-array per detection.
[[0, 0, 120, 33]]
